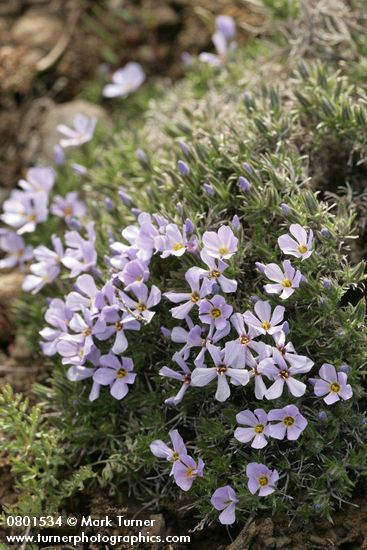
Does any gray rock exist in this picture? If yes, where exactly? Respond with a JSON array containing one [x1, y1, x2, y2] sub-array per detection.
[[0, 1, 22, 16], [11, 10, 63, 50]]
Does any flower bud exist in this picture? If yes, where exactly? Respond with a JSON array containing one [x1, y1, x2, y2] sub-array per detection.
[[340, 364, 350, 374], [178, 160, 190, 175], [231, 214, 240, 231], [203, 183, 215, 196], [255, 262, 266, 273], [238, 176, 251, 192], [53, 144, 65, 165], [185, 218, 195, 235], [178, 141, 190, 157], [323, 278, 332, 289], [318, 411, 328, 422], [320, 227, 330, 237], [104, 197, 115, 212], [118, 187, 132, 206]]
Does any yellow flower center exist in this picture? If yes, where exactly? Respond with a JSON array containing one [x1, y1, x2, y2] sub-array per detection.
[[28, 214, 36, 222], [330, 382, 341, 393], [173, 243, 184, 251], [211, 308, 222, 319], [186, 467, 195, 478], [283, 416, 295, 426], [116, 368, 127, 379], [255, 424, 264, 434], [209, 269, 221, 279], [258, 476, 268, 487], [82, 328, 92, 337], [183, 374, 191, 384], [298, 244, 308, 254], [262, 321, 271, 330], [240, 335, 250, 345], [280, 370, 289, 379], [190, 292, 200, 303], [218, 246, 229, 255], [136, 302, 146, 311], [172, 451, 179, 461], [64, 206, 73, 216], [251, 367, 259, 376], [281, 278, 292, 288], [217, 364, 227, 375], [115, 321, 123, 331]]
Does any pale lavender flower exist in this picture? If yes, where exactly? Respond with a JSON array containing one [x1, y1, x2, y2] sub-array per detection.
[[278, 224, 314, 260], [155, 223, 188, 259], [250, 352, 274, 400], [98, 306, 140, 354], [67, 346, 101, 401], [211, 486, 238, 525], [57, 114, 97, 148], [1, 190, 48, 234], [268, 405, 308, 440], [53, 144, 65, 165], [225, 313, 263, 368], [165, 268, 208, 319], [39, 298, 73, 356], [262, 348, 312, 399], [103, 62, 145, 98], [65, 273, 100, 312], [67, 308, 106, 357], [312, 363, 353, 405], [235, 409, 270, 449], [159, 352, 192, 406], [202, 225, 238, 259], [193, 323, 231, 367], [243, 301, 285, 336], [61, 222, 97, 277], [118, 259, 149, 291], [22, 235, 64, 293], [216, 15, 235, 39], [199, 295, 233, 330], [51, 192, 86, 221], [57, 334, 87, 366], [191, 249, 237, 294], [264, 260, 302, 300], [94, 352, 136, 400], [121, 212, 161, 263], [0, 231, 33, 270], [119, 283, 161, 323], [18, 166, 55, 194], [271, 331, 314, 371], [150, 429, 187, 473], [173, 455, 204, 491], [191, 343, 250, 402], [246, 463, 279, 497]]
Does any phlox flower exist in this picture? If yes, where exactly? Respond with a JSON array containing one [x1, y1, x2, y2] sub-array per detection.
[[278, 224, 313, 260], [264, 260, 302, 300], [122, 212, 162, 263], [191, 249, 237, 294], [202, 225, 238, 259], [94, 352, 136, 400], [67, 346, 101, 401], [271, 331, 314, 371], [199, 295, 233, 331], [235, 409, 270, 449], [61, 222, 97, 277], [57, 308, 106, 364], [0, 231, 33, 270], [57, 114, 97, 148], [312, 363, 353, 405], [249, 351, 274, 400], [119, 283, 161, 323], [173, 454, 205, 491], [39, 298, 73, 356], [160, 352, 192, 406], [18, 166, 55, 194], [1, 190, 48, 234], [191, 343, 249, 402], [155, 223, 197, 259], [243, 300, 285, 336], [199, 16, 235, 66], [246, 463, 279, 497], [192, 323, 231, 367], [99, 306, 140, 354], [216, 15, 236, 39], [103, 62, 145, 98], [65, 273, 100, 312], [22, 235, 64, 293], [170, 317, 201, 359], [211, 486, 238, 525], [225, 313, 264, 368], [262, 348, 312, 399], [268, 405, 308, 440], [51, 192, 86, 221], [165, 268, 209, 319], [150, 429, 187, 474], [118, 259, 149, 291]]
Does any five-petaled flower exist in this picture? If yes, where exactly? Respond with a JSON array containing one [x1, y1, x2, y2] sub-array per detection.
[[312, 363, 353, 405], [268, 405, 308, 440], [246, 463, 279, 497], [211, 485, 238, 525], [264, 260, 303, 300], [278, 224, 313, 260], [235, 409, 270, 449]]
